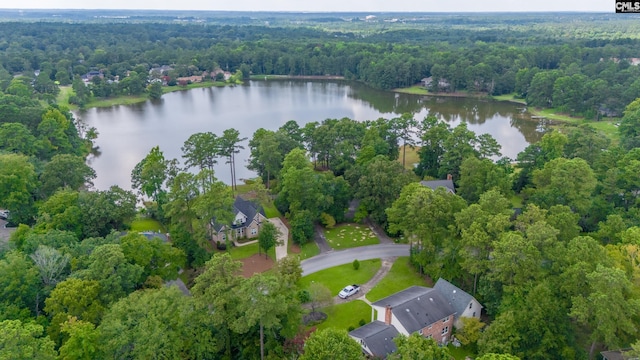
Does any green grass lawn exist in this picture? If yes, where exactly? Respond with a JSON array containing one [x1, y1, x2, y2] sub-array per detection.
[[262, 203, 281, 218], [366, 257, 428, 302], [492, 93, 527, 104], [300, 259, 381, 295], [228, 242, 275, 260], [297, 241, 320, 260], [56, 85, 75, 107], [587, 120, 619, 143], [447, 344, 476, 360], [323, 224, 379, 250], [85, 95, 148, 108], [314, 300, 372, 331], [393, 85, 430, 95], [129, 218, 165, 232]]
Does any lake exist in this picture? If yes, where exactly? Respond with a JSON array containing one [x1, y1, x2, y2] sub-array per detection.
[[78, 80, 542, 191]]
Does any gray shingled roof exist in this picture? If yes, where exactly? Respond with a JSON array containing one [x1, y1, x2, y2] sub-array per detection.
[[420, 179, 455, 194], [433, 278, 476, 320], [349, 321, 399, 357], [372, 286, 455, 334], [213, 196, 265, 231]]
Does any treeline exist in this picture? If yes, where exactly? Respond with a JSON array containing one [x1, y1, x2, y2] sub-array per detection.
[[1, 20, 640, 116]]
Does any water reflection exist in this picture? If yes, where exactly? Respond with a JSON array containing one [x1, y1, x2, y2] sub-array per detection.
[[79, 80, 539, 190]]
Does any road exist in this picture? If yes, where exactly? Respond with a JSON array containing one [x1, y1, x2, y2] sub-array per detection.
[[300, 244, 410, 276]]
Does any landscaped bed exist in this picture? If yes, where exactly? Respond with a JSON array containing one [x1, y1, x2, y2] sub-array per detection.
[[323, 223, 379, 250], [299, 259, 381, 295], [366, 257, 428, 302]]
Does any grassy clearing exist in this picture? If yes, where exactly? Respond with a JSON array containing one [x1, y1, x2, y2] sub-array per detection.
[[314, 300, 372, 331], [393, 85, 430, 95], [162, 81, 229, 94], [448, 345, 476, 360], [587, 120, 619, 142], [300, 259, 381, 295], [85, 95, 148, 108], [492, 93, 527, 104], [323, 223, 379, 250], [228, 242, 275, 260], [262, 203, 281, 218], [366, 257, 428, 302], [129, 218, 165, 232], [398, 145, 420, 171], [297, 241, 320, 260], [56, 86, 75, 107]]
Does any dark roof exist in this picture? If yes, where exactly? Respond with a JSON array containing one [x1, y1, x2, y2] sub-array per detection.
[[433, 278, 477, 319], [349, 321, 399, 357], [601, 349, 634, 360], [373, 286, 455, 333], [420, 180, 455, 194], [214, 196, 265, 231]]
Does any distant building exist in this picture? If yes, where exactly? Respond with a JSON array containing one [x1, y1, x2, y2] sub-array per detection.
[[420, 174, 455, 194]]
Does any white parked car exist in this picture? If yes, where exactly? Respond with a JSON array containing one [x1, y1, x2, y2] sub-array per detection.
[[338, 284, 360, 299]]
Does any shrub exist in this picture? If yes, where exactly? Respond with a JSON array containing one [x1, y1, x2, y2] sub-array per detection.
[[216, 241, 227, 251], [348, 326, 355, 331], [297, 289, 311, 303], [359, 319, 366, 326], [353, 259, 360, 270]]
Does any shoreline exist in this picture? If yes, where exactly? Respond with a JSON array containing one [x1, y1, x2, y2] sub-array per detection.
[[392, 85, 619, 140], [61, 78, 618, 141]]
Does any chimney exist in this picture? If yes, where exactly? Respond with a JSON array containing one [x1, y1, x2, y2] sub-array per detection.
[[385, 305, 392, 325], [447, 174, 452, 181]]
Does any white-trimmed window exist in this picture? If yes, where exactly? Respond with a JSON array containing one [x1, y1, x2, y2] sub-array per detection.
[[443, 316, 448, 323], [469, 303, 473, 309], [251, 228, 257, 235], [441, 326, 449, 335], [419, 329, 423, 335], [222, 234, 226, 240]]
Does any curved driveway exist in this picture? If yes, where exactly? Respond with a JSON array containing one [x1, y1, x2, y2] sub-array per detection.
[[300, 244, 410, 276]]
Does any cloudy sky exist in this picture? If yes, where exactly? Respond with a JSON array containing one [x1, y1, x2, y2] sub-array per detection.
[[6, 0, 611, 12]]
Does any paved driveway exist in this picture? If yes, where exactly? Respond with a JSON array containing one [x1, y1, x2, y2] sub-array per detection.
[[268, 217, 289, 261], [300, 244, 410, 276], [0, 219, 15, 247]]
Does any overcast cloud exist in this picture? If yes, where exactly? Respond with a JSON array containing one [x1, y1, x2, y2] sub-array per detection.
[[6, 0, 611, 12]]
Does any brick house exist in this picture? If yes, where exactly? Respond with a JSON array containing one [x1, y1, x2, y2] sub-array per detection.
[[211, 196, 266, 244], [349, 280, 481, 358]]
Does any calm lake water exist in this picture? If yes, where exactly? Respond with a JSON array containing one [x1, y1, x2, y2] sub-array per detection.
[[78, 80, 542, 191]]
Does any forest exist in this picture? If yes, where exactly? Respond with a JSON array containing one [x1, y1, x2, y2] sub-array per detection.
[[1, 10, 640, 360]]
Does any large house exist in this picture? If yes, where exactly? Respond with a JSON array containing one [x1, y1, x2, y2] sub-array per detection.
[[349, 279, 481, 358], [211, 196, 266, 244]]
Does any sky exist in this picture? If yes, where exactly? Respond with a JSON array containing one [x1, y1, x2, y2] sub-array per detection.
[[5, 0, 611, 12]]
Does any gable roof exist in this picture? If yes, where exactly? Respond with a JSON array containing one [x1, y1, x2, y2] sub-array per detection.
[[214, 196, 265, 231], [420, 180, 455, 194], [349, 321, 399, 357], [373, 286, 454, 333], [433, 278, 478, 319], [601, 349, 634, 360]]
